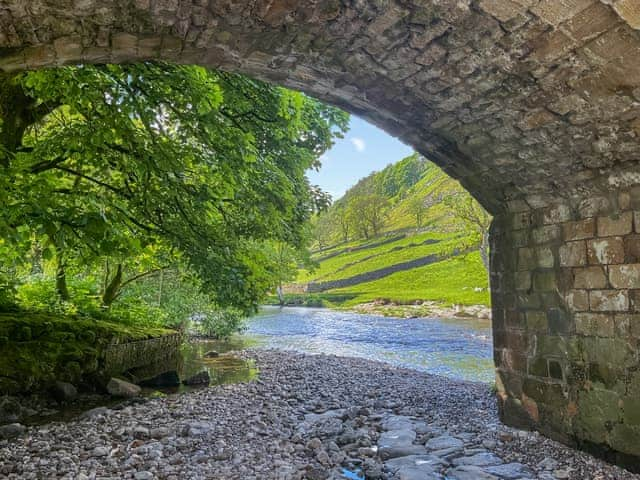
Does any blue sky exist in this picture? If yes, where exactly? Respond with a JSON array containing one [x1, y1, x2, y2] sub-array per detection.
[[307, 116, 414, 201]]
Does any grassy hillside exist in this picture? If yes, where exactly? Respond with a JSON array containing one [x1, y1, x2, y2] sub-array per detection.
[[284, 154, 491, 314]]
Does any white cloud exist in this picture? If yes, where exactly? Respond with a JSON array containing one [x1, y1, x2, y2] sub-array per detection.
[[350, 137, 366, 152]]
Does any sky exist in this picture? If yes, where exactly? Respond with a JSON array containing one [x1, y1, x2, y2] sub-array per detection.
[[307, 116, 414, 201]]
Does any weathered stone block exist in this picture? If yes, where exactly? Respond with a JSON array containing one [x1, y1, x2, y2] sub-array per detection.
[[53, 36, 83, 61], [575, 388, 621, 443], [526, 311, 547, 331], [578, 197, 611, 219], [573, 266, 607, 289], [532, 225, 561, 245], [479, 0, 526, 22], [575, 312, 614, 337], [609, 264, 640, 289], [618, 313, 640, 337], [512, 211, 532, 230], [533, 271, 557, 291], [597, 211, 633, 237], [515, 271, 531, 291], [563, 218, 595, 241], [542, 204, 571, 225], [614, 0, 640, 30], [559, 241, 586, 266], [587, 237, 625, 264], [518, 247, 536, 270], [589, 289, 629, 312], [518, 292, 541, 309], [631, 289, 640, 313], [536, 247, 555, 268], [635, 211, 640, 233], [561, 2, 621, 42], [565, 289, 589, 311], [531, 0, 594, 26], [624, 234, 640, 262]]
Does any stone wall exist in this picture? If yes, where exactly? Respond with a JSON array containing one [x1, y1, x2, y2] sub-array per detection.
[[102, 334, 182, 381], [306, 249, 465, 293], [491, 186, 640, 462]]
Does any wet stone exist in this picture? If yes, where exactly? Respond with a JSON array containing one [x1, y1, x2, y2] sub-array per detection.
[[425, 435, 464, 451]]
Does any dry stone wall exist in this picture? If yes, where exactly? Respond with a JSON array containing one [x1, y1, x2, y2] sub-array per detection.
[[492, 187, 640, 462]]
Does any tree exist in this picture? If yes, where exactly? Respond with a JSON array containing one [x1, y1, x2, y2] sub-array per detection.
[[262, 240, 313, 305], [407, 191, 443, 229], [444, 193, 492, 274], [333, 203, 351, 243], [0, 64, 349, 313]]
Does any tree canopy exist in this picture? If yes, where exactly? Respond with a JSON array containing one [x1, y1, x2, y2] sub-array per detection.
[[0, 63, 348, 315]]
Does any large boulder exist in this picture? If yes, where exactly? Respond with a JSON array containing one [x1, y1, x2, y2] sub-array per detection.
[[106, 378, 141, 398], [52, 381, 78, 402]]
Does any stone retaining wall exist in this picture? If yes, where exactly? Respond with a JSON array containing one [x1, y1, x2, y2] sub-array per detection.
[[102, 334, 182, 380]]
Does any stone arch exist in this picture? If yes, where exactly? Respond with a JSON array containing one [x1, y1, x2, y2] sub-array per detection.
[[2, 0, 640, 462]]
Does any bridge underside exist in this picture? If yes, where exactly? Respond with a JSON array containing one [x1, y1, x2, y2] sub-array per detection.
[[1, 0, 640, 462]]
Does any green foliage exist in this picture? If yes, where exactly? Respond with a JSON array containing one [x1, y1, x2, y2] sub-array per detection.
[[193, 308, 246, 339], [0, 64, 349, 314]]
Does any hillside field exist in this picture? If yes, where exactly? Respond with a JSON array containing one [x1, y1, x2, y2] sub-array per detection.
[[278, 154, 492, 317]]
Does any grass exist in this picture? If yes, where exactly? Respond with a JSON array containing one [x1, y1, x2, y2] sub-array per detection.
[[299, 231, 456, 283], [319, 234, 474, 282], [329, 251, 490, 307]]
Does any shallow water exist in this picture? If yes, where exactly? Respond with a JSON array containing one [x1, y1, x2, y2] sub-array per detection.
[[243, 306, 494, 383]]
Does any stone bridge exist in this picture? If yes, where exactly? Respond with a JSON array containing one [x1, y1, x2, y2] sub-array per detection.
[[1, 0, 640, 463]]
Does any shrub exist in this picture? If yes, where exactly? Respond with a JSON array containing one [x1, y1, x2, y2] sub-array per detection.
[[193, 308, 246, 339]]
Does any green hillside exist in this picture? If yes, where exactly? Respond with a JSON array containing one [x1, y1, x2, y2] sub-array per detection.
[[282, 154, 492, 317]]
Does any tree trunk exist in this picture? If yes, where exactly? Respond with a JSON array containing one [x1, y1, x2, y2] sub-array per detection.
[[102, 263, 123, 307], [277, 284, 284, 306], [55, 251, 70, 302]]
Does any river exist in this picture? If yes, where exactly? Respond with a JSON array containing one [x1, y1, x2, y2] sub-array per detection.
[[242, 306, 494, 383]]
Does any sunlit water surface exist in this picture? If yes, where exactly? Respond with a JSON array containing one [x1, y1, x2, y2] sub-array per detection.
[[243, 306, 493, 383]]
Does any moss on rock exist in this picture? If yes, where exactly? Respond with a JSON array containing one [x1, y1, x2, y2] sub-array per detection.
[[0, 312, 176, 395]]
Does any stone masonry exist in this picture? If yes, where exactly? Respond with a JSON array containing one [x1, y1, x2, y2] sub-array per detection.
[[492, 187, 640, 462], [1, 0, 640, 462]]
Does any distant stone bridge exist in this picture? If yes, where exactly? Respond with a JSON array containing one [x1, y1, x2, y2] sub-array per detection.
[[1, 0, 640, 462]]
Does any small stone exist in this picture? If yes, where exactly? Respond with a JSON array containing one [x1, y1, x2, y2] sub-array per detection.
[[90, 446, 109, 457], [425, 434, 464, 451], [453, 452, 503, 467], [79, 406, 109, 419], [447, 465, 499, 480], [134, 472, 154, 480], [486, 462, 534, 479], [204, 350, 219, 358]]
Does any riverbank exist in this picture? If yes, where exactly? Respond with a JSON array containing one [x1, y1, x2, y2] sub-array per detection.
[[0, 350, 634, 479], [267, 296, 491, 321]]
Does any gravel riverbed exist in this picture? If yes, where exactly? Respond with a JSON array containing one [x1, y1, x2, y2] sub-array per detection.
[[0, 350, 637, 480]]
